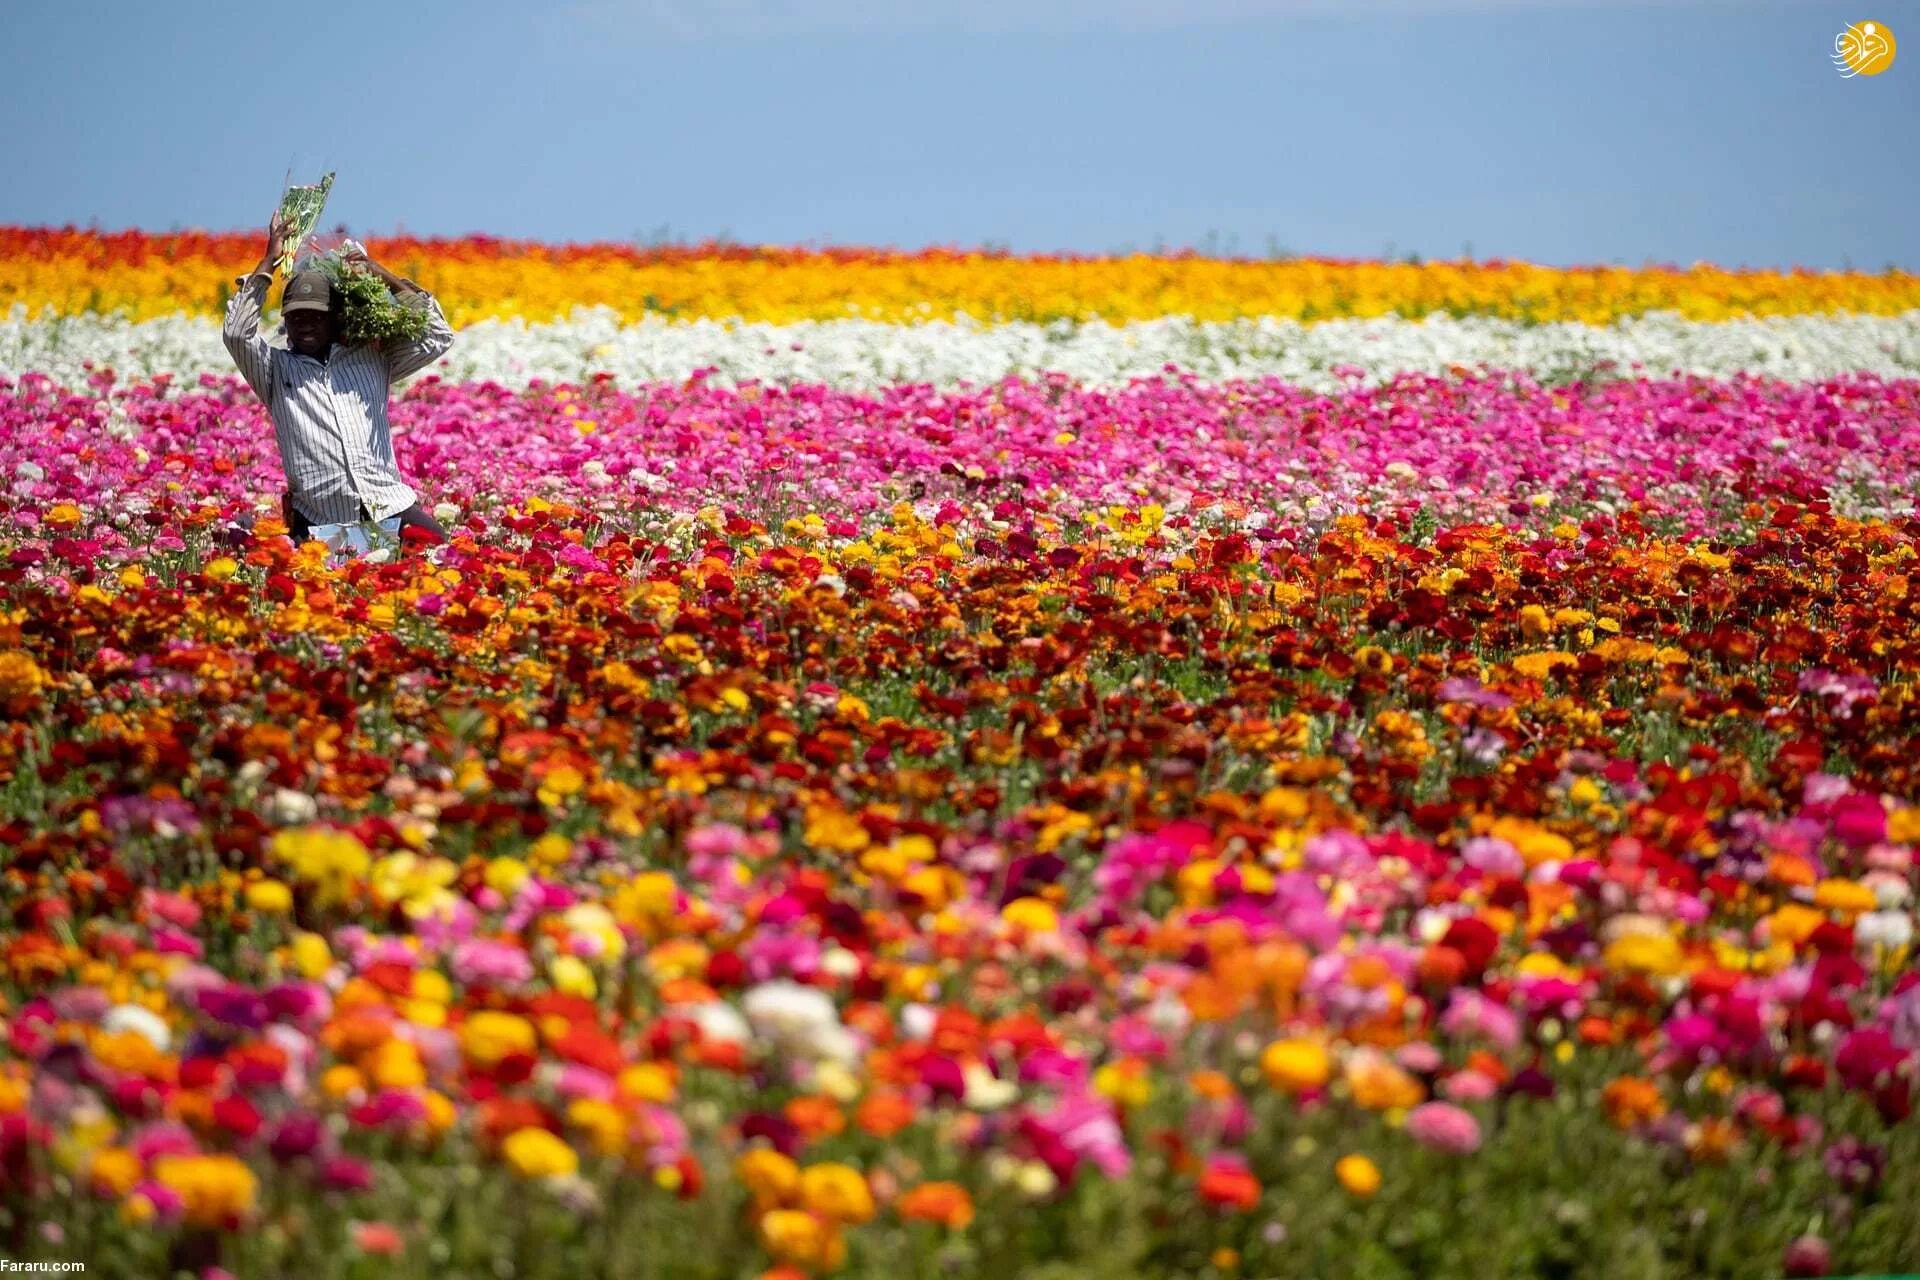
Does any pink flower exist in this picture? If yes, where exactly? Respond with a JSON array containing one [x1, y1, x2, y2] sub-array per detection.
[[1440, 991, 1520, 1050], [130, 1180, 185, 1225], [1405, 1102, 1482, 1155], [451, 939, 534, 988], [1439, 1070, 1498, 1102]]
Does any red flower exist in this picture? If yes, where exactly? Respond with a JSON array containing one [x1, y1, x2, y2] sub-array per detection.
[[212, 1095, 262, 1139], [1197, 1156, 1261, 1212], [1440, 918, 1500, 977]]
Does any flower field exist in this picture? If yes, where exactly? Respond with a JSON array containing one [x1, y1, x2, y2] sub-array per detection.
[[2, 230, 1919, 1280]]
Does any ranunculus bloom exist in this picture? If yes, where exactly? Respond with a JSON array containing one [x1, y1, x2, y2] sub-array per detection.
[[1334, 1154, 1381, 1198], [501, 1127, 579, 1180], [1259, 1038, 1330, 1094], [1196, 1155, 1262, 1212], [896, 1181, 975, 1229], [797, 1162, 875, 1225], [1405, 1102, 1482, 1155]]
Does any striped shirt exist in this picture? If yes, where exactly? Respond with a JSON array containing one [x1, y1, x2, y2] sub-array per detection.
[[221, 272, 455, 525]]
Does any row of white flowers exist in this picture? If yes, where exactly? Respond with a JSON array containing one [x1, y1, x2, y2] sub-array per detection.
[[5, 305, 1918, 391]]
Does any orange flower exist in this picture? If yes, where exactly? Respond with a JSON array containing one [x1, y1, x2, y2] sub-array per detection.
[[785, 1095, 847, 1142], [896, 1181, 975, 1230], [1577, 1016, 1620, 1046], [1187, 1070, 1236, 1101], [1334, 1154, 1382, 1199], [1601, 1076, 1666, 1129], [855, 1090, 916, 1138], [1344, 1049, 1425, 1111], [1182, 973, 1248, 1022]]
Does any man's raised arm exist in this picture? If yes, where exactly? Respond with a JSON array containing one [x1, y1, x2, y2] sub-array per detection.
[[223, 211, 289, 400]]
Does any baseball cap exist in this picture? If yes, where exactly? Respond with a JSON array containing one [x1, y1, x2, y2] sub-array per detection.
[[282, 270, 332, 314]]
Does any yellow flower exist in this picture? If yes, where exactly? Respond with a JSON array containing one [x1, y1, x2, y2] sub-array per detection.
[[1813, 879, 1877, 914], [1762, 898, 1819, 943], [529, 832, 574, 870], [366, 1040, 426, 1090], [618, 1062, 677, 1104], [0, 650, 48, 702], [1888, 807, 1920, 845], [549, 953, 597, 998], [320, 1065, 365, 1101], [1334, 1154, 1381, 1199], [485, 856, 530, 896], [798, 1162, 876, 1224], [151, 1154, 257, 1228], [421, 1090, 458, 1134], [1512, 651, 1577, 681], [289, 931, 332, 979], [1488, 817, 1574, 867], [1259, 1038, 1331, 1094], [272, 826, 371, 905], [537, 765, 585, 808], [501, 1127, 579, 1179], [759, 1208, 846, 1271], [1602, 931, 1685, 976], [562, 902, 627, 961], [1001, 897, 1059, 933], [805, 804, 871, 854], [615, 871, 679, 925], [244, 879, 293, 914], [737, 1148, 801, 1207], [1092, 1059, 1153, 1109], [370, 853, 459, 919], [19, 237, 1920, 326], [203, 557, 239, 582], [89, 1146, 143, 1198], [460, 1011, 537, 1067], [567, 1098, 629, 1156]]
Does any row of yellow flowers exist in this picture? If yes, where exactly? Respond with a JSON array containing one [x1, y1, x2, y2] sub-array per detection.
[[5, 227, 1918, 324]]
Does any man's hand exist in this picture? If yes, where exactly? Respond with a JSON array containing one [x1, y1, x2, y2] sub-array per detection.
[[343, 247, 424, 296], [253, 209, 294, 282]]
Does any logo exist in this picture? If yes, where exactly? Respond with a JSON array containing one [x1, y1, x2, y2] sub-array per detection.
[[1832, 20, 1896, 77]]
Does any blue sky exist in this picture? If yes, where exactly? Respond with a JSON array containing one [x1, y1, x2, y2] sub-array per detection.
[[1, 0, 1914, 269]]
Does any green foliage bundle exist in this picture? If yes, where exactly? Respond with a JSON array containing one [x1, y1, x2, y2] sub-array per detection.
[[316, 255, 433, 347]]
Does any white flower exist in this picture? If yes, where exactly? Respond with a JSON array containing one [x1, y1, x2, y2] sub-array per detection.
[[685, 1000, 749, 1046], [1413, 909, 1453, 945], [10, 305, 1920, 394], [741, 981, 853, 1062], [1857, 910, 1914, 950], [267, 788, 318, 825], [900, 1002, 938, 1041], [1145, 991, 1191, 1036], [819, 946, 861, 979], [103, 1004, 171, 1052], [433, 502, 461, 525], [963, 1062, 1019, 1110]]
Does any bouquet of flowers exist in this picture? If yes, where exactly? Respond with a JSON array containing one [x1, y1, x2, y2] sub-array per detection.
[[273, 171, 334, 278]]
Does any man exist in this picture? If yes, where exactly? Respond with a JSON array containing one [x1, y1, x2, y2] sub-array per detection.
[[223, 209, 455, 554]]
